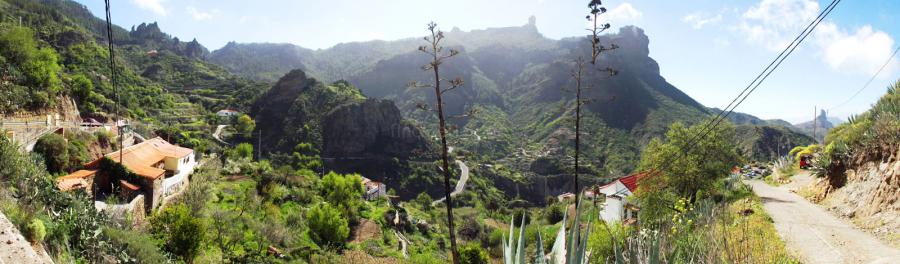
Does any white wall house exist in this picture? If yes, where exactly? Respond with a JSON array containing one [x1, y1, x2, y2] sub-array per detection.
[[361, 176, 387, 200], [596, 172, 645, 223]]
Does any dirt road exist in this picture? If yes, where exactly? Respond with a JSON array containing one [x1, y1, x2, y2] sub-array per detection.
[[749, 176, 900, 263]]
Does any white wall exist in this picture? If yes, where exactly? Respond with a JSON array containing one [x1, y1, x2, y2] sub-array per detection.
[[600, 196, 625, 222]]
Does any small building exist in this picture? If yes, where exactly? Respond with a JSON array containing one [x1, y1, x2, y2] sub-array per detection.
[[216, 109, 240, 118], [57, 137, 196, 212], [361, 176, 387, 200], [596, 172, 647, 223], [557, 192, 576, 203]]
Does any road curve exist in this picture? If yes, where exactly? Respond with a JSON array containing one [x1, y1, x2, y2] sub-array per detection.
[[432, 159, 469, 206], [212, 125, 229, 145], [749, 178, 900, 263]]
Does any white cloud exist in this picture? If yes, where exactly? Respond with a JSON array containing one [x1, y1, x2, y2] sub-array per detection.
[[605, 3, 642, 25], [131, 0, 167, 16], [186, 6, 214, 21], [238, 16, 250, 24], [739, 0, 818, 50], [682, 12, 722, 29], [816, 23, 897, 75], [739, 0, 898, 76]]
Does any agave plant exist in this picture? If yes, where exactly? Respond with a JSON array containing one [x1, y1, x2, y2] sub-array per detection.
[[503, 195, 593, 264]]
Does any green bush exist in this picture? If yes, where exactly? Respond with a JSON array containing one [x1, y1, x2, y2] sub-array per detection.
[[231, 142, 254, 160], [543, 203, 564, 224], [33, 133, 69, 173], [105, 227, 168, 263], [150, 204, 205, 262], [307, 202, 350, 247], [26, 218, 46, 243], [458, 243, 489, 264], [319, 172, 364, 224], [235, 114, 255, 136]]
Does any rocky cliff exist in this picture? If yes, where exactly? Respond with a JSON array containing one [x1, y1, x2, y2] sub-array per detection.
[[251, 70, 435, 188], [322, 99, 430, 159], [320, 99, 434, 184]]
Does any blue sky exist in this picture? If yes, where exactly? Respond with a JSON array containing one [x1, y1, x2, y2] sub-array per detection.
[[75, 0, 900, 123]]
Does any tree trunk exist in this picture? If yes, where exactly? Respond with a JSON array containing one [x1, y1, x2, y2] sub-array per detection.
[[433, 63, 459, 264]]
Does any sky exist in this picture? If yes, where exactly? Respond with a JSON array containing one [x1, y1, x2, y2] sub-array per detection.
[[74, 0, 900, 123]]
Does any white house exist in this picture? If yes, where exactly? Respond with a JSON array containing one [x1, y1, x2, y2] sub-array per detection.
[[596, 172, 646, 223], [57, 137, 196, 211], [361, 176, 387, 200], [216, 109, 240, 117]]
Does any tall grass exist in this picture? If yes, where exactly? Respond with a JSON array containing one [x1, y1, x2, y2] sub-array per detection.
[[604, 179, 798, 264]]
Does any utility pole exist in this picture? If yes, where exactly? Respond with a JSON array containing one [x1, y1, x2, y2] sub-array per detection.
[[813, 105, 817, 143]]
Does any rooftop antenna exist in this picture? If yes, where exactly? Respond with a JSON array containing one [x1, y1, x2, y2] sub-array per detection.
[[104, 0, 123, 162]]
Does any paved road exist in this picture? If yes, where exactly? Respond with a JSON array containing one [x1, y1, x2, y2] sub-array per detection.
[[0, 211, 53, 264], [749, 176, 900, 263], [432, 159, 469, 206], [212, 125, 228, 145]]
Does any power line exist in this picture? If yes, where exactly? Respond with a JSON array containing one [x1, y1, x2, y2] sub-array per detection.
[[827, 44, 900, 111], [683, 0, 840, 154], [104, 0, 123, 163], [636, 0, 840, 189]]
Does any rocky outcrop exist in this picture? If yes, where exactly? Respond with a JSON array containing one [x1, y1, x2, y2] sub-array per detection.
[[251, 70, 434, 185], [814, 148, 900, 246], [320, 99, 433, 182], [321, 99, 430, 159]]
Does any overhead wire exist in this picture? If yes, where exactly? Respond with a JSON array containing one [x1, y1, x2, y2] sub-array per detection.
[[625, 0, 841, 193], [827, 44, 900, 112]]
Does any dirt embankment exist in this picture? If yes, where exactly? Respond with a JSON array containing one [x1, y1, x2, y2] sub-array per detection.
[[808, 147, 900, 247]]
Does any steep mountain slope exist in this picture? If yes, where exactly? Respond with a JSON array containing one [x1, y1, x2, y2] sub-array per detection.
[[734, 124, 814, 161], [710, 108, 814, 160], [249, 69, 435, 194], [1, 0, 265, 121]]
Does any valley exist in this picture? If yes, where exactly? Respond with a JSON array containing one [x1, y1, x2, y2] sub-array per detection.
[[0, 0, 898, 263]]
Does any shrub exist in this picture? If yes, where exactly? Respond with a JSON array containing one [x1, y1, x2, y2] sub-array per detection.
[[319, 172, 363, 224], [150, 204, 205, 262], [543, 203, 564, 224], [26, 218, 46, 243], [456, 217, 482, 241], [458, 243, 489, 264], [33, 133, 69, 173], [235, 114, 255, 136], [231, 142, 254, 160], [105, 227, 168, 263], [307, 202, 350, 247]]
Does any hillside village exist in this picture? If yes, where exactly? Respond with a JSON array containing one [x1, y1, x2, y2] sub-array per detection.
[[0, 0, 899, 263]]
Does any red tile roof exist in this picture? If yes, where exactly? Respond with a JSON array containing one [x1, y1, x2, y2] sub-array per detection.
[[619, 172, 648, 192]]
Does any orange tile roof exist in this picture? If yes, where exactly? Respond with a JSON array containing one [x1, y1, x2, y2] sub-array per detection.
[[57, 170, 97, 191], [119, 180, 140, 191], [86, 137, 193, 180]]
